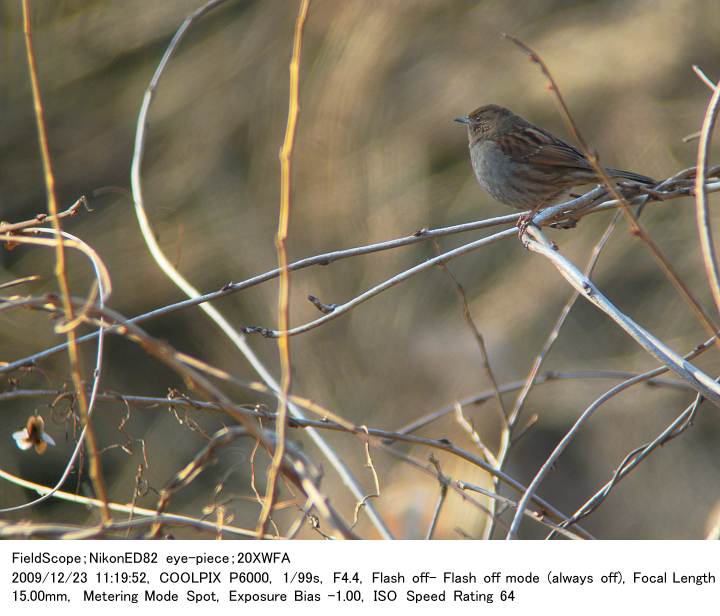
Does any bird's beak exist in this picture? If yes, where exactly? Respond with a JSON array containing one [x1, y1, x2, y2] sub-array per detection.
[[454, 116, 470, 125]]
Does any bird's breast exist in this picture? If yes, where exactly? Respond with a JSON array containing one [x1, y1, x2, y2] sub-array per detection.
[[469, 140, 532, 208]]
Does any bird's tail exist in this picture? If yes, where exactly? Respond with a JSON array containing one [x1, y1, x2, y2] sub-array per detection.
[[605, 167, 656, 185]]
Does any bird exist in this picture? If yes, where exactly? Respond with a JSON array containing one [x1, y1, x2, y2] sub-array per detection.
[[454, 104, 654, 216]]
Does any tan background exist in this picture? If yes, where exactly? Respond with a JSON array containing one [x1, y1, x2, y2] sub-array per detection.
[[1, 0, 719, 538]]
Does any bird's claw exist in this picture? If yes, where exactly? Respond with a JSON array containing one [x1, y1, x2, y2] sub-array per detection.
[[516, 213, 535, 239]]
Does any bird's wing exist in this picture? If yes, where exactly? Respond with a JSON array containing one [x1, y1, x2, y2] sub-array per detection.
[[502, 125, 592, 170]]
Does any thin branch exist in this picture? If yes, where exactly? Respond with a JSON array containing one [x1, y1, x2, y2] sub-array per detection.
[[453, 402, 498, 466], [0, 467, 275, 539], [504, 34, 720, 344], [242, 228, 516, 337], [0, 368, 694, 425], [434, 243, 507, 419], [2, 173, 718, 374], [694, 71, 720, 317], [0, 229, 108, 515], [486, 211, 621, 539], [508, 370, 682, 540], [21, 0, 109, 522], [457, 480, 580, 540], [0, 196, 86, 234], [127, 0, 392, 539], [258, 0, 310, 537], [150, 427, 269, 538], [0, 232, 112, 296], [693, 65, 718, 91], [523, 227, 720, 405], [0, 275, 40, 290], [383, 447, 588, 539], [2, 293, 591, 536], [240, 184, 718, 340], [391, 369, 693, 438], [508, 227, 720, 538], [552, 389, 708, 537], [351, 426, 381, 529], [426, 456, 449, 539], [11, 295, 356, 538], [507, 213, 620, 429]]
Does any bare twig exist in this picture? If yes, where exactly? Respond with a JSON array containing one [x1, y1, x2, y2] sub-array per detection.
[[127, 0, 391, 539], [382, 447, 588, 539], [504, 34, 720, 344], [485, 211, 621, 539], [552, 389, 709, 537], [0, 275, 40, 290], [426, 456, 449, 539], [3, 173, 719, 376], [507, 213, 620, 429], [0, 229, 108, 515], [11, 295, 357, 538], [453, 402, 498, 466], [508, 371, 677, 540], [21, 0, 109, 522], [257, 0, 311, 538], [0, 466, 274, 538], [391, 369, 693, 438], [0, 369, 694, 428], [508, 226, 720, 538], [523, 227, 720, 404], [694, 70, 720, 317], [693, 65, 718, 91], [351, 426, 381, 529], [242, 228, 516, 337], [457, 480, 580, 540], [3, 292, 592, 536], [0, 196, 86, 234], [434, 242, 507, 419]]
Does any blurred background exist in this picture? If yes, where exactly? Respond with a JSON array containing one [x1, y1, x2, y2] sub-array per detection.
[[1, 0, 720, 539]]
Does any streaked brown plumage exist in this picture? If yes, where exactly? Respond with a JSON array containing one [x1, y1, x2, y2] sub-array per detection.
[[455, 105, 654, 210]]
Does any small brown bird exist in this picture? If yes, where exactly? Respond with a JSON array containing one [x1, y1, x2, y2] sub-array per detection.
[[455, 105, 654, 212]]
